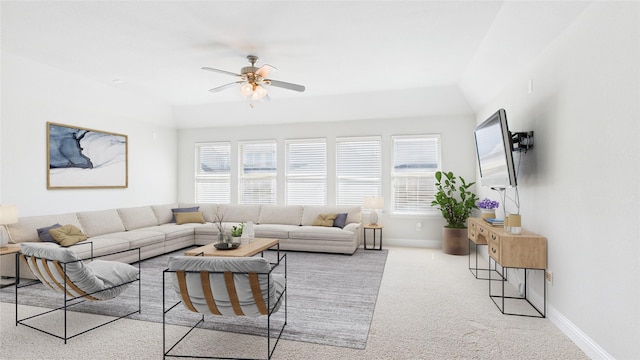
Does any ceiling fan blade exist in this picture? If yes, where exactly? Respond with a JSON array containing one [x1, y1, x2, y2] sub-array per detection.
[[266, 79, 306, 92], [202, 67, 241, 77], [256, 64, 277, 78], [208, 81, 244, 92]]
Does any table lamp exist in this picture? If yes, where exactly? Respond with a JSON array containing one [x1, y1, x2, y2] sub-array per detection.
[[0, 205, 18, 249], [363, 196, 384, 226]]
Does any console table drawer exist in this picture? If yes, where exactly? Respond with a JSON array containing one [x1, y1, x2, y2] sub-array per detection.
[[468, 218, 487, 245]]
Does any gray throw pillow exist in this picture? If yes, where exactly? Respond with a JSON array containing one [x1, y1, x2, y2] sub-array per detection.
[[37, 223, 62, 243], [333, 213, 348, 229]]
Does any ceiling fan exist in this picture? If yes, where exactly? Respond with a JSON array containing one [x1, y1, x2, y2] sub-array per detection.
[[202, 55, 305, 101]]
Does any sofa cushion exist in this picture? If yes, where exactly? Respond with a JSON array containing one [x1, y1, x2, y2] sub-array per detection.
[[312, 213, 337, 227], [259, 205, 302, 225], [7, 213, 83, 243], [288, 226, 355, 242], [48, 224, 88, 247], [218, 204, 261, 223], [77, 209, 126, 237], [117, 206, 159, 230], [254, 224, 300, 239], [175, 212, 206, 225], [106, 229, 165, 248], [37, 223, 62, 243], [151, 203, 179, 225]]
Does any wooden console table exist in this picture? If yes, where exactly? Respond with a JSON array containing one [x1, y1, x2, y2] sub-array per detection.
[[468, 217, 547, 318]]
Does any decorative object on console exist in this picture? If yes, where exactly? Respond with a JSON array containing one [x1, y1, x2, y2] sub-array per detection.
[[363, 196, 384, 226], [47, 122, 128, 189], [508, 214, 522, 234], [477, 198, 499, 218], [0, 205, 18, 249], [431, 171, 479, 255]]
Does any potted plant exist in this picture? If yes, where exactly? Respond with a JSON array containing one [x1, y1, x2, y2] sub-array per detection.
[[231, 223, 244, 243], [431, 171, 479, 255]]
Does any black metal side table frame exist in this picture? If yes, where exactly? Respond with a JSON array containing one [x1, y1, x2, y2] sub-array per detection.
[[363, 226, 383, 250]]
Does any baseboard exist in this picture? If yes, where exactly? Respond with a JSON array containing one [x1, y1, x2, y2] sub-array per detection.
[[518, 282, 614, 359], [545, 302, 615, 360]]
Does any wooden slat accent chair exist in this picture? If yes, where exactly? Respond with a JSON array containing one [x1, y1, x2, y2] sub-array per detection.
[[163, 254, 287, 359], [17, 243, 140, 343]]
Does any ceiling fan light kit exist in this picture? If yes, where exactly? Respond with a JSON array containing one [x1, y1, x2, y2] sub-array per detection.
[[202, 55, 305, 102]]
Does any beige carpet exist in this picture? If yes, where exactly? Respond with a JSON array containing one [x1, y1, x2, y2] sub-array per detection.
[[0, 246, 588, 359]]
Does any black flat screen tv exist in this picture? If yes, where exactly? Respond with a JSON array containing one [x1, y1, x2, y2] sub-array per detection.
[[474, 109, 517, 188]]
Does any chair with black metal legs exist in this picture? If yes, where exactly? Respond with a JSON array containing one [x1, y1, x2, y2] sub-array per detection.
[[17, 242, 141, 343], [163, 253, 287, 359]]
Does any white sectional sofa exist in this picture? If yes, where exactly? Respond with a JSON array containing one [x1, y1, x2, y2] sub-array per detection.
[[3, 203, 362, 278]]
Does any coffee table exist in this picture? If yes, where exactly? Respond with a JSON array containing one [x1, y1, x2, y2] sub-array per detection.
[[185, 238, 279, 261]]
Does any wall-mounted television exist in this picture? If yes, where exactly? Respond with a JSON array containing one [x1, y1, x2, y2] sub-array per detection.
[[474, 109, 517, 188]]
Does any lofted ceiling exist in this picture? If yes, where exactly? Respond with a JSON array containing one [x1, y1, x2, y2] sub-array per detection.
[[1, 1, 592, 128]]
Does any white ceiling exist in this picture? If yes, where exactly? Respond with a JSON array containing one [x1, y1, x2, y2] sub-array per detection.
[[1, 1, 592, 127]]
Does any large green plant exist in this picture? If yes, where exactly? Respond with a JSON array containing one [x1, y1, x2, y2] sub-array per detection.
[[431, 171, 479, 229]]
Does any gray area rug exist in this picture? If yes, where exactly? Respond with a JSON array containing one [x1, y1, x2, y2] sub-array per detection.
[[0, 247, 387, 349]]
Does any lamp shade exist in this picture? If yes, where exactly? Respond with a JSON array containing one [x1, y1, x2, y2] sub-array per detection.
[[363, 196, 384, 210], [0, 205, 18, 225]]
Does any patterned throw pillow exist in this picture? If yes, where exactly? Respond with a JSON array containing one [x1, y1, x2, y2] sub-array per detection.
[[175, 211, 206, 225], [48, 224, 88, 247], [312, 213, 338, 227], [171, 206, 200, 223]]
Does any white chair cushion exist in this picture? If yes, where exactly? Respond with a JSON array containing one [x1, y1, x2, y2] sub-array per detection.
[[20, 243, 137, 300], [168, 256, 284, 317]]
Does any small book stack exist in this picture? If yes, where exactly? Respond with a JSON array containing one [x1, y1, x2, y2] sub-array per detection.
[[484, 218, 504, 227]]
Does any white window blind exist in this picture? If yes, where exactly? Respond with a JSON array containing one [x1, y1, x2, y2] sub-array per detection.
[[239, 141, 277, 205], [336, 136, 382, 206], [391, 135, 440, 213], [195, 142, 231, 203], [285, 139, 327, 205]]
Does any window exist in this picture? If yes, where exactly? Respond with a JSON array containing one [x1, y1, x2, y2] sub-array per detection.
[[239, 141, 277, 204], [391, 135, 440, 213], [285, 139, 327, 205], [336, 136, 382, 206], [195, 142, 231, 203]]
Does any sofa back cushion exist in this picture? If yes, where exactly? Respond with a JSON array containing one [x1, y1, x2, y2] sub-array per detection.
[[7, 213, 83, 243], [301, 206, 361, 226], [151, 203, 179, 224], [258, 205, 303, 225], [217, 204, 261, 223], [117, 206, 159, 230], [77, 209, 126, 237]]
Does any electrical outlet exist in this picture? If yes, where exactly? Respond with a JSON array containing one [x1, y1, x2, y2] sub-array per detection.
[[545, 271, 553, 284]]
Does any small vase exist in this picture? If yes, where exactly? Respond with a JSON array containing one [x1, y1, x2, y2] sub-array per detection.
[[481, 209, 496, 219]]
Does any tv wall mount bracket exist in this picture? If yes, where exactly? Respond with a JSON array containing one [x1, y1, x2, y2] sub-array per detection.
[[511, 131, 534, 153]]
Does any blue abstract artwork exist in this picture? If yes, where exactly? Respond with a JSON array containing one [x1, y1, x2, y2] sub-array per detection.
[[47, 122, 128, 189]]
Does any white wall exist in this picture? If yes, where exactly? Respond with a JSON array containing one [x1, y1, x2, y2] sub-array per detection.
[[473, 3, 639, 359], [177, 112, 477, 245], [0, 52, 178, 215]]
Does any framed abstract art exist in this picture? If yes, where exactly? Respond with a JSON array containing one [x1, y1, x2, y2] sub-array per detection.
[[47, 122, 128, 189]]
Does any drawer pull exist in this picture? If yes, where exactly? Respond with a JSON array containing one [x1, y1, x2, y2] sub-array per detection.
[[491, 234, 497, 240], [492, 248, 496, 254]]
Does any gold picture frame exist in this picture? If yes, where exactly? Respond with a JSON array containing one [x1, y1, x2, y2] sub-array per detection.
[[47, 122, 128, 189]]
